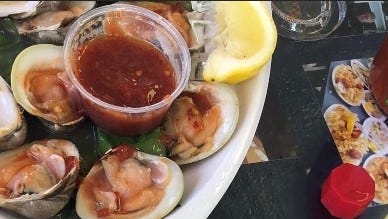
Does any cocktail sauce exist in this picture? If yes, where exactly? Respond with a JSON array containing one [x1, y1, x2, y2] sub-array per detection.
[[73, 35, 178, 135], [75, 35, 175, 108]]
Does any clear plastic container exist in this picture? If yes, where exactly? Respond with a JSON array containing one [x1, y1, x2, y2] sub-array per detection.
[[64, 4, 190, 136], [272, 1, 347, 41]]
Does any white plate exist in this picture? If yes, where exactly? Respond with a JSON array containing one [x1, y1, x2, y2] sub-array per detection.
[[362, 154, 388, 204], [331, 64, 364, 106], [166, 6, 273, 215], [361, 90, 386, 121], [323, 103, 349, 120], [351, 59, 370, 88], [363, 117, 388, 155], [167, 59, 271, 219], [323, 104, 365, 165]]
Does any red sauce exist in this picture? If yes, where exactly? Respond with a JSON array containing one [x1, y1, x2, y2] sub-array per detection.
[[0, 152, 36, 188], [64, 156, 79, 175], [76, 35, 175, 108], [111, 145, 136, 161], [97, 208, 110, 218], [181, 90, 215, 115]]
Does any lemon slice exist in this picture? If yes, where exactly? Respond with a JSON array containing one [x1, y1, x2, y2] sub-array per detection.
[[203, 1, 277, 84]]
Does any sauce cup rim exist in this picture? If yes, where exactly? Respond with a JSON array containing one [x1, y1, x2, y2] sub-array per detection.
[[63, 4, 191, 114]]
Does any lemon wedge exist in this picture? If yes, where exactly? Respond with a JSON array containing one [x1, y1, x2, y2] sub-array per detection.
[[345, 113, 357, 132], [368, 140, 378, 153], [203, 1, 277, 84]]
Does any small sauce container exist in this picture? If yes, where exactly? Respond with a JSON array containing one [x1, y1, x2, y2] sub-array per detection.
[[64, 4, 190, 136], [321, 163, 375, 219]]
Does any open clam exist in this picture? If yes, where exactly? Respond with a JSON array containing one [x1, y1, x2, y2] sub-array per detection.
[[1, 1, 96, 44], [0, 76, 27, 151], [0, 139, 80, 219], [14, 2, 96, 33], [76, 145, 183, 219], [112, 1, 215, 50], [163, 81, 239, 164], [11, 44, 83, 130]]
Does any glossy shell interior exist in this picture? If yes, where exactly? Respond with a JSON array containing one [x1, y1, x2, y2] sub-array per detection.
[[76, 151, 184, 219], [165, 81, 239, 165], [11, 44, 83, 127], [0, 139, 80, 219], [0, 76, 26, 151]]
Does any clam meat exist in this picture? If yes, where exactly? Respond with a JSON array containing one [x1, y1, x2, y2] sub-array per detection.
[[76, 145, 184, 219], [163, 81, 239, 164], [0, 139, 80, 219], [14, 1, 96, 34], [11, 44, 83, 129], [0, 76, 27, 151], [1, 1, 96, 44], [112, 1, 213, 50]]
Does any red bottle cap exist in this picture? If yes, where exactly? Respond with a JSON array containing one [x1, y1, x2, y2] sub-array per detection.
[[321, 163, 375, 219]]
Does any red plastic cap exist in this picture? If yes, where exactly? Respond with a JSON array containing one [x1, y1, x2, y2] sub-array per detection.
[[321, 163, 375, 219]]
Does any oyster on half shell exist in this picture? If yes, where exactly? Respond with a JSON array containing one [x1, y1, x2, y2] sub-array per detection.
[[0, 76, 27, 151], [76, 146, 184, 219], [14, 1, 96, 34], [0, 1, 96, 44], [163, 81, 239, 164], [0, 139, 80, 219], [11, 44, 83, 130]]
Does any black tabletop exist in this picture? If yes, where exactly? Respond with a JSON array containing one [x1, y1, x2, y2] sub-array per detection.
[[210, 33, 388, 219]]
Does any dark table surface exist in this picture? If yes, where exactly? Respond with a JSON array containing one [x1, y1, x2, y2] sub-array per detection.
[[210, 32, 388, 219]]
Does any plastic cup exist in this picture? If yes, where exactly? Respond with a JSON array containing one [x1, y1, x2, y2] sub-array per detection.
[[64, 4, 190, 136]]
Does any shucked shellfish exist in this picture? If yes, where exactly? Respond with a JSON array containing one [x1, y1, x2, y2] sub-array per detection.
[[0, 76, 27, 151], [0, 1, 96, 44], [163, 81, 239, 164], [76, 145, 184, 219], [0, 139, 80, 219], [11, 44, 83, 129]]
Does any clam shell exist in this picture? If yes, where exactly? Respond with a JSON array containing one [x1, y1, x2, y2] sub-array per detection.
[[0, 1, 40, 17], [11, 44, 83, 127], [0, 76, 26, 151], [14, 1, 96, 33], [0, 139, 80, 219], [76, 150, 184, 219], [165, 81, 239, 164], [11, 2, 63, 20]]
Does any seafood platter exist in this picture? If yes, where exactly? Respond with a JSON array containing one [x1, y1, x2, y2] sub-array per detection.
[[322, 58, 388, 206], [0, 1, 273, 218]]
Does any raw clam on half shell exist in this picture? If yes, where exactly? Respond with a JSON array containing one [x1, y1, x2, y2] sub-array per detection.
[[11, 44, 83, 129], [0, 76, 27, 151], [1, 1, 96, 44], [163, 81, 239, 164], [0, 139, 80, 219], [76, 146, 184, 219]]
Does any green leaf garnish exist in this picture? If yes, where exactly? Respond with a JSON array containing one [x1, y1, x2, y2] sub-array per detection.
[[134, 127, 167, 157], [96, 127, 167, 157], [96, 128, 136, 156]]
